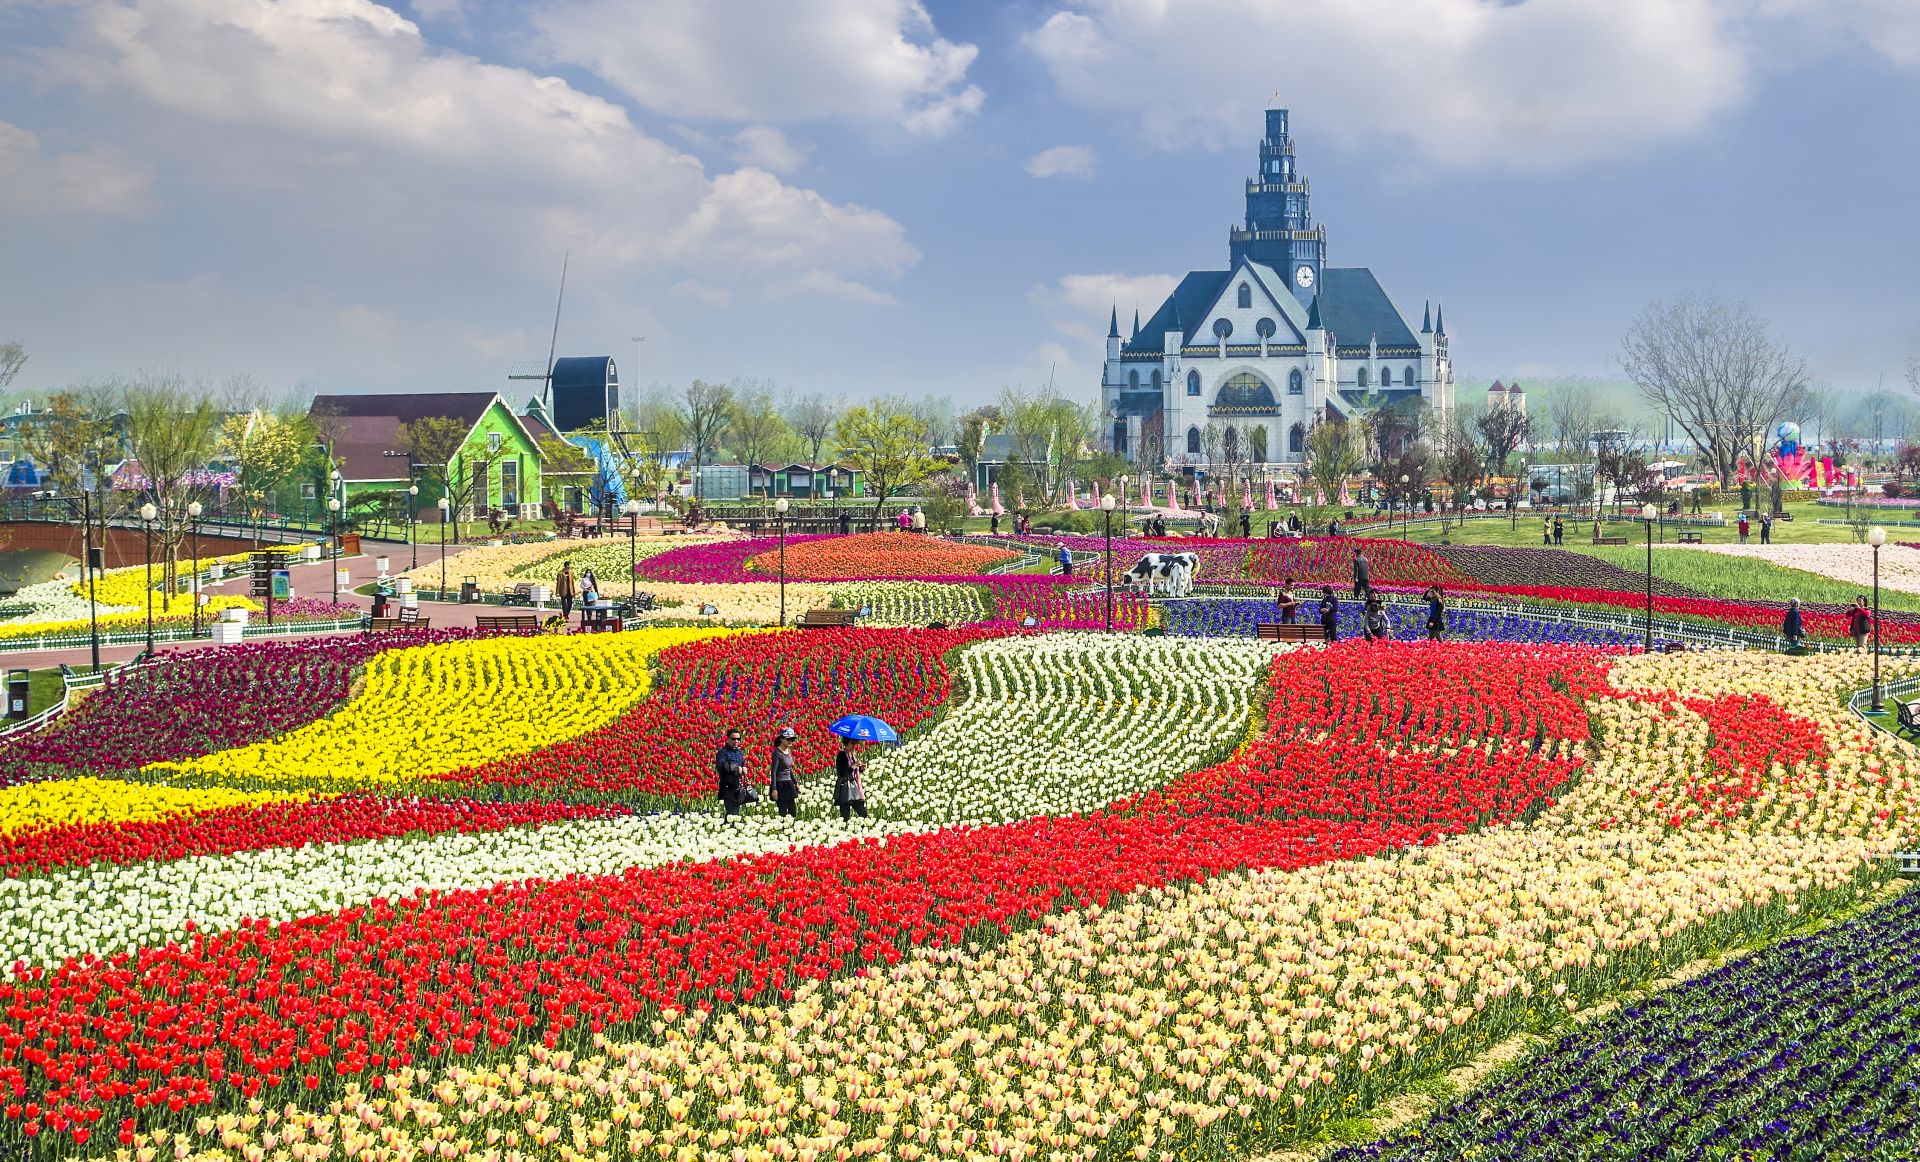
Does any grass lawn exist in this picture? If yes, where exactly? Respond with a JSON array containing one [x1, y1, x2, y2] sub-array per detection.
[[22, 665, 106, 714]]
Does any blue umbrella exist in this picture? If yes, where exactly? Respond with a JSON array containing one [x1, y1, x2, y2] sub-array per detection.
[[829, 714, 898, 743]]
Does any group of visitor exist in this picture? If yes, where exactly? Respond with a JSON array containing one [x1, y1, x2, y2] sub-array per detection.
[[713, 728, 869, 823], [1736, 511, 1775, 544], [550, 561, 600, 621]]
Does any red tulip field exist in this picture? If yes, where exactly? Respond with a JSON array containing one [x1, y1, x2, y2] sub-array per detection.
[[0, 577, 1915, 1159]]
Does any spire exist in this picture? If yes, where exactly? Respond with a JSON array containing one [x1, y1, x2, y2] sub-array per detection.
[[1306, 294, 1322, 330], [1108, 305, 1120, 339], [1435, 304, 1445, 335], [1169, 296, 1183, 332], [1131, 309, 1141, 340], [1421, 301, 1432, 333]]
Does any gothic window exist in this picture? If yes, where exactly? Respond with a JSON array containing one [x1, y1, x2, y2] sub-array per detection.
[[1357, 367, 1370, 388], [1255, 318, 1277, 341], [1288, 369, 1304, 395], [1288, 423, 1304, 455], [1213, 318, 1233, 341], [1187, 370, 1201, 396], [1112, 422, 1128, 455], [1186, 427, 1202, 455], [1405, 365, 1417, 386], [1151, 369, 1163, 391], [1380, 367, 1394, 387], [1214, 372, 1278, 412], [1237, 283, 1252, 309], [1128, 369, 1140, 390]]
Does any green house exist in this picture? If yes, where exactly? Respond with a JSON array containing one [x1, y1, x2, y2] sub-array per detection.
[[309, 391, 544, 522]]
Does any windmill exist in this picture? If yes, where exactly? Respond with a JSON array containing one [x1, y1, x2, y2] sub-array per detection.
[[506, 254, 570, 410]]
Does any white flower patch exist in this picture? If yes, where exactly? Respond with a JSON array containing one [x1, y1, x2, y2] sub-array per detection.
[[1, 813, 930, 971], [862, 633, 1278, 823]]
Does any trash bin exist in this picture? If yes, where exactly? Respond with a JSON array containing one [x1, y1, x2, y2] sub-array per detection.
[[459, 576, 481, 604], [6, 669, 28, 721]]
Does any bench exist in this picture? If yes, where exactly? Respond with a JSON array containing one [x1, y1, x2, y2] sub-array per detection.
[[367, 609, 431, 632], [1593, 536, 1630, 546], [797, 608, 857, 630], [1255, 622, 1331, 643], [1677, 531, 1704, 544], [475, 614, 543, 634], [1662, 641, 1688, 654], [507, 583, 536, 605], [1894, 697, 1920, 740]]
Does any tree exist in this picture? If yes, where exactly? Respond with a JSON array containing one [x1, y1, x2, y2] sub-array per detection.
[[786, 393, 841, 467], [909, 396, 956, 449], [836, 404, 935, 520], [1300, 419, 1363, 522], [1593, 429, 1646, 514], [956, 406, 999, 473], [535, 433, 595, 510], [1543, 381, 1599, 456], [726, 389, 796, 481], [399, 415, 478, 541], [998, 388, 1091, 506], [20, 387, 122, 521], [1432, 415, 1487, 513], [1474, 403, 1533, 474], [0, 342, 25, 391], [121, 377, 221, 594], [219, 410, 310, 545], [1620, 293, 1809, 487], [676, 380, 734, 503]]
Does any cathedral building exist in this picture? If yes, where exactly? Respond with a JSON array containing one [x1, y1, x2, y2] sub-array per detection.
[[1102, 105, 1455, 470]]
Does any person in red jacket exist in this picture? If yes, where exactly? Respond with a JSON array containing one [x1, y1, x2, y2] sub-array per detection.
[[1848, 596, 1873, 651]]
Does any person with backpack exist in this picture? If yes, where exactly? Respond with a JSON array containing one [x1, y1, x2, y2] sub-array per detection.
[[1849, 596, 1873, 651]]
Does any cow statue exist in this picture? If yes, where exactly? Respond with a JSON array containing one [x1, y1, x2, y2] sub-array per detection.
[[1122, 552, 1199, 598]]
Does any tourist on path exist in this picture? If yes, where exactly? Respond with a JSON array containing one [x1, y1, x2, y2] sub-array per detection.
[[1738, 513, 1751, 544], [1318, 586, 1339, 642], [580, 568, 599, 605], [769, 727, 799, 818], [834, 737, 868, 821], [1352, 549, 1371, 599], [1240, 510, 1252, 539], [1782, 598, 1805, 651], [1542, 517, 1553, 546], [989, 512, 1000, 536], [1425, 585, 1448, 642], [897, 508, 912, 533], [715, 729, 748, 823], [1058, 546, 1074, 577], [1849, 597, 1873, 651], [1760, 513, 1773, 544], [554, 561, 578, 621], [1277, 577, 1300, 625]]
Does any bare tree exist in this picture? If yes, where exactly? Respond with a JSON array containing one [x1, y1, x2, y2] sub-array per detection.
[[1474, 403, 1533, 474], [1300, 419, 1363, 522], [121, 376, 222, 594], [786, 393, 841, 466], [676, 380, 734, 505], [1432, 414, 1487, 514], [0, 342, 26, 391], [1592, 428, 1646, 514], [1544, 381, 1599, 456], [1620, 293, 1809, 487]]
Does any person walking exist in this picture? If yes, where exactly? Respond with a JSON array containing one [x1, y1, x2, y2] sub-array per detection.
[[1738, 513, 1750, 544], [1425, 585, 1448, 642], [1849, 596, 1872, 651], [1782, 598, 1805, 651], [1317, 585, 1339, 642], [1352, 549, 1372, 599], [989, 512, 1000, 536], [554, 561, 578, 621], [769, 727, 799, 817], [838, 511, 852, 535], [1239, 510, 1252, 539], [715, 729, 748, 823], [1760, 512, 1773, 544], [1057, 546, 1074, 577], [1277, 577, 1299, 625], [833, 737, 868, 821], [580, 568, 599, 606]]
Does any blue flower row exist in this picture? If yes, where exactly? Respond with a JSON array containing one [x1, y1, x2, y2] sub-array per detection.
[[1160, 598, 1637, 648]]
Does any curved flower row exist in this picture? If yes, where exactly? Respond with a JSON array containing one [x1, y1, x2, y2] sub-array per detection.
[[0, 777, 297, 839], [745, 532, 1018, 579], [146, 627, 738, 789], [440, 627, 999, 804], [1162, 596, 1640, 647], [862, 634, 1277, 822], [3, 814, 929, 969]]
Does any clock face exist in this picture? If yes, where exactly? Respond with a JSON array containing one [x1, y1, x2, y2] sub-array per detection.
[[1295, 265, 1315, 289]]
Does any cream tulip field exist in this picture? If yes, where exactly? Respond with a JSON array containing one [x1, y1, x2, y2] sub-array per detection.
[[1, 546, 1918, 1160]]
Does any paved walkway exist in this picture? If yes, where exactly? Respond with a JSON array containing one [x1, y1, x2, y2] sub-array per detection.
[[0, 541, 500, 670]]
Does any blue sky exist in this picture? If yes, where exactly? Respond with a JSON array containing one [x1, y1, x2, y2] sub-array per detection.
[[2, 0, 1917, 409]]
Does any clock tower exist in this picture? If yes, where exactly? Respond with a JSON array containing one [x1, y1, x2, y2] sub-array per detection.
[[1228, 105, 1326, 306]]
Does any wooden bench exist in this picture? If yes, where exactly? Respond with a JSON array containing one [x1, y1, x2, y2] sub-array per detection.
[[1894, 697, 1920, 740], [1592, 536, 1630, 546], [475, 614, 543, 634], [1255, 622, 1331, 643], [797, 608, 857, 630], [367, 608, 431, 631], [1662, 641, 1688, 654], [1677, 531, 1704, 544]]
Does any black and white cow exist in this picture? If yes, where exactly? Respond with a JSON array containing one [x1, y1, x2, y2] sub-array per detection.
[[1122, 552, 1199, 598]]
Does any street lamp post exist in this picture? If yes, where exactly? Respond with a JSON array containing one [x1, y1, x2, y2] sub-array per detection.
[[139, 502, 158, 655], [623, 498, 642, 608], [408, 484, 420, 571], [437, 496, 450, 599], [187, 500, 203, 636], [1640, 502, 1658, 653], [774, 497, 790, 624], [327, 497, 342, 605], [82, 489, 100, 671], [1399, 475, 1411, 541], [1871, 526, 1887, 711], [1101, 493, 1117, 632]]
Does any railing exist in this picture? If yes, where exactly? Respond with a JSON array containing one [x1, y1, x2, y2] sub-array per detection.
[[0, 615, 370, 655], [0, 655, 148, 739]]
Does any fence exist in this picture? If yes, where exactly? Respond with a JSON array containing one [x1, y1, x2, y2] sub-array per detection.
[[0, 654, 147, 739], [0, 615, 369, 656]]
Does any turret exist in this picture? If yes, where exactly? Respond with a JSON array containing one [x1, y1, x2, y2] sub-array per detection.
[[1107, 305, 1120, 361]]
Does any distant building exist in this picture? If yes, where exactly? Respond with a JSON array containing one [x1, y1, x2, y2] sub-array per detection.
[[1102, 104, 1454, 471], [308, 391, 544, 521], [1486, 380, 1526, 416]]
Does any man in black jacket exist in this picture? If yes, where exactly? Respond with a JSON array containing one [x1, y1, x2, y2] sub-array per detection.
[[715, 729, 747, 822], [1352, 549, 1372, 599]]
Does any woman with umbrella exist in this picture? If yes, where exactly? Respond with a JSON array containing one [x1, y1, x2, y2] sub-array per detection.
[[829, 714, 894, 821]]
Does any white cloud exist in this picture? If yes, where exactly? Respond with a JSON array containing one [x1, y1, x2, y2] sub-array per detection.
[[1024, 0, 1750, 169], [1032, 272, 1178, 342], [532, 0, 984, 135], [0, 121, 151, 215], [670, 279, 733, 307], [730, 126, 811, 174], [1756, 0, 1920, 65], [33, 0, 917, 300], [1024, 144, 1096, 180]]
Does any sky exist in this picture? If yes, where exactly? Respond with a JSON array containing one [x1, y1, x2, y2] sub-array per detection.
[[2, 0, 1918, 411]]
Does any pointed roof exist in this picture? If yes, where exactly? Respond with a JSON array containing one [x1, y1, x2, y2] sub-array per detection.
[[1108, 306, 1120, 338], [1306, 294, 1322, 330], [1422, 301, 1432, 333], [1435, 304, 1445, 335], [1168, 294, 1183, 331], [1508, 382, 1525, 394], [1488, 379, 1506, 394], [1317, 269, 1420, 352], [1131, 308, 1141, 340], [1121, 272, 1228, 354]]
